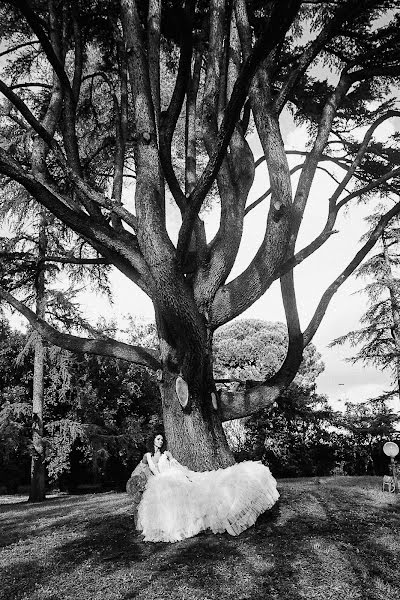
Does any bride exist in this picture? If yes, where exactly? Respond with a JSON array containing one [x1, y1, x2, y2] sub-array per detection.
[[135, 433, 279, 543]]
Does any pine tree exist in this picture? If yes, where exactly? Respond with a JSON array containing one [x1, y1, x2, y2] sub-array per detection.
[[0, 193, 109, 500], [332, 211, 400, 411]]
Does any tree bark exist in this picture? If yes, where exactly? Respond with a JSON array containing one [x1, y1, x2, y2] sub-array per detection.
[[29, 330, 46, 502], [160, 368, 235, 471], [29, 212, 47, 502], [155, 310, 235, 470]]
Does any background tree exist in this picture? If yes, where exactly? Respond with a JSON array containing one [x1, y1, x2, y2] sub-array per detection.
[[334, 399, 400, 475], [332, 212, 400, 411], [0, 193, 109, 500], [214, 318, 336, 477], [214, 319, 324, 386], [0, 318, 32, 493], [0, 1, 400, 469], [248, 385, 338, 478], [0, 315, 161, 494], [44, 348, 161, 492]]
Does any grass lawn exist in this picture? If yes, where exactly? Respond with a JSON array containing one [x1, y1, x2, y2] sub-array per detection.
[[1, 476, 400, 600]]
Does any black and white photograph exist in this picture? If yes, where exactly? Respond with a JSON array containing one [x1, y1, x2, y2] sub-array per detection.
[[0, 1, 399, 598]]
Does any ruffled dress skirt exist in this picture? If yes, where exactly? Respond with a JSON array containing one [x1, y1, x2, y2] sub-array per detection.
[[136, 461, 279, 542]]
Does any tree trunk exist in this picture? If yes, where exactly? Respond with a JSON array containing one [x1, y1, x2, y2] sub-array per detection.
[[29, 212, 47, 502], [155, 309, 235, 471], [159, 369, 235, 471], [29, 334, 46, 502]]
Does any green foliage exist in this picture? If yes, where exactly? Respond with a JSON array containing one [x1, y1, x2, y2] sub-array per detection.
[[214, 319, 324, 387]]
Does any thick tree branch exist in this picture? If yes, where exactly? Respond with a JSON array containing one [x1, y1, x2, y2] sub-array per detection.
[[0, 287, 161, 370], [6, 0, 73, 97], [193, 2, 254, 310], [221, 216, 305, 421], [0, 251, 110, 266], [110, 29, 128, 231], [159, 0, 195, 211], [350, 65, 400, 82], [185, 52, 201, 197], [0, 79, 59, 148], [274, 270, 304, 380], [245, 164, 304, 216], [121, 0, 172, 255], [203, 0, 226, 127], [147, 0, 161, 127], [219, 383, 282, 421], [176, 0, 302, 263], [31, 10, 65, 178], [71, 3, 83, 101], [185, 53, 208, 264], [219, 268, 305, 421], [289, 71, 353, 251], [0, 150, 152, 293], [304, 198, 400, 346]]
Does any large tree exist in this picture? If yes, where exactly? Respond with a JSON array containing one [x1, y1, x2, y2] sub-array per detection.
[[0, 0, 400, 470]]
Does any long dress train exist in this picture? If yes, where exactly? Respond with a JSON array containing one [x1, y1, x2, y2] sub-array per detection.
[[136, 452, 279, 543]]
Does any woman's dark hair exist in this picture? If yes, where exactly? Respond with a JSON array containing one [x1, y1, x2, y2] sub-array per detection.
[[146, 432, 166, 455]]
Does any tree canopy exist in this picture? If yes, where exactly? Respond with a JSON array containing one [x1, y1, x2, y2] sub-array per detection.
[[214, 319, 324, 386], [0, 0, 400, 469]]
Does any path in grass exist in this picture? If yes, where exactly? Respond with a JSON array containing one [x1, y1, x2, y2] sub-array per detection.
[[1, 477, 399, 600]]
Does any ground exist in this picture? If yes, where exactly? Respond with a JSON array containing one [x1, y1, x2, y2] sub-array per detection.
[[1, 477, 399, 600]]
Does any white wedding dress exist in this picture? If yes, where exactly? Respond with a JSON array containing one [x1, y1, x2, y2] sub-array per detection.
[[136, 452, 279, 543]]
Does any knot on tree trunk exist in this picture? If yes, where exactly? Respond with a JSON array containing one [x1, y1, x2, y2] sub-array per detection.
[[271, 201, 286, 222]]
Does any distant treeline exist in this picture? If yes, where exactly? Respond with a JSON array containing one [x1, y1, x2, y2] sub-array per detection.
[[1, 318, 399, 494]]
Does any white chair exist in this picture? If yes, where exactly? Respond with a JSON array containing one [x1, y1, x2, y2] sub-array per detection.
[[382, 475, 395, 493]]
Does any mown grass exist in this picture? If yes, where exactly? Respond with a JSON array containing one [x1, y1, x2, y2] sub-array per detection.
[[1, 476, 399, 600]]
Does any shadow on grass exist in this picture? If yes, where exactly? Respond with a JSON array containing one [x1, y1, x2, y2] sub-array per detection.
[[0, 495, 139, 600], [1, 482, 400, 600], [0, 493, 133, 547], [1, 494, 293, 600], [313, 485, 400, 593]]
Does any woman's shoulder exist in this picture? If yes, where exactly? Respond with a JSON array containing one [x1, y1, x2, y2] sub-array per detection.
[[164, 450, 173, 459], [142, 452, 151, 464]]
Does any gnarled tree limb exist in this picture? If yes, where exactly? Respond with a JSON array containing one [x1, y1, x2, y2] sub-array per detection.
[[0, 286, 161, 370]]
